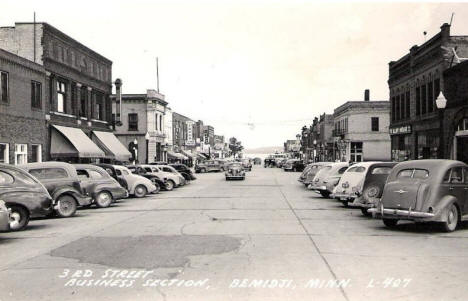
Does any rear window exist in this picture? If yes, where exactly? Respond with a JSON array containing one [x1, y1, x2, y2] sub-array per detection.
[[347, 166, 366, 173], [397, 168, 429, 179], [144, 167, 152, 172], [29, 168, 68, 179], [371, 167, 392, 175]]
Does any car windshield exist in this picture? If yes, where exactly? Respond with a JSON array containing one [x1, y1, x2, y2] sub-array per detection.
[[229, 163, 242, 168]]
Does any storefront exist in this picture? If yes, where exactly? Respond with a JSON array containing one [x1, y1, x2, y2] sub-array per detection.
[[390, 125, 412, 162]]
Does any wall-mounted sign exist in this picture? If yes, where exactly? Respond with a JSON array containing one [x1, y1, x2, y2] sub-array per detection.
[[389, 125, 412, 135]]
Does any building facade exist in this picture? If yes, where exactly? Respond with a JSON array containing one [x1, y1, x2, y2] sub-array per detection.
[[0, 48, 47, 164], [388, 23, 468, 161], [333, 100, 391, 162], [0, 22, 127, 163]]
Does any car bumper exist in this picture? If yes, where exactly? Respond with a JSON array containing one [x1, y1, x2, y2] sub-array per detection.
[[308, 184, 327, 191], [351, 197, 376, 208], [368, 204, 435, 219], [332, 192, 357, 201], [112, 187, 129, 200]]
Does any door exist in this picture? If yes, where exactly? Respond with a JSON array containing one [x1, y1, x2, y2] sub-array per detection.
[[441, 167, 465, 210], [76, 169, 93, 195], [457, 137, 468, 164]]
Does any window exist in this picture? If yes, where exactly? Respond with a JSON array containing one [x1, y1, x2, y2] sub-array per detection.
[[371, 167, 392, 175], [416, 87, 421, 116], [395, 95, 400, 120], [71, 83, 77, 115], [421, 84, 427, 114], [94, 92, 104, 120], [128, 113, 138, 131], [1, 71, 8, 103], [0, 171, 14, 185], [397, 168, 429, 179], [338, 167, 349, 174], [115, 169, 122, 176], [405, 91, 411, 118], [30, 144, 42, 163], [350, 142, 363, 162], [31, 81, 42, 109], [80, 86, 87, 117], [29, 168, 68, 179], [14, 144, 27, 165], [427, 81, 434, 113], [77, 169, 90, 179], [57, 80, 67, 113], [0, 143, 9, 164], [371, 117, 379, 132], [391, 96, 396, 121], [444, 167, 463, 183], [88, 170, 103, 179], [347, 166, 366, 173]]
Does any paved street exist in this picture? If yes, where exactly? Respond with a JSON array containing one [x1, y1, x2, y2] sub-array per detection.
[[1, 166, 467, 301]]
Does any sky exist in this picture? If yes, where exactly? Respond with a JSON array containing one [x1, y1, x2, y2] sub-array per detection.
[[1, 0, 468, 149]]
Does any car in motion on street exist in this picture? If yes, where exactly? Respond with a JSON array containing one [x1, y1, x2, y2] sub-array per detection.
[[74, 164, 128, 208], [308, 162, 349, 198], [19, 162, 92, 218], [240, 158, 253, 171], [113, 165, 158, 198], [350, 162, 397, 215], [195, 160, 223, 173], [0, 164, 53, 231], [225, 162, 245, 180], [283, 159, 305, 172], [369, 160, 468, 232], [298, 162, 329, 187]]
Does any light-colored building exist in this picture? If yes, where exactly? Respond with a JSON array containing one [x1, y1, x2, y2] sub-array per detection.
[[333, 95, 391, 162], [164, 107, 173, 153]]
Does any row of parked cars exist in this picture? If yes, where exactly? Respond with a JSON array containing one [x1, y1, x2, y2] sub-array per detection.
[[195, 158, 253, 173], [298, 159, 468, 232], [0, 161, 197, 232]]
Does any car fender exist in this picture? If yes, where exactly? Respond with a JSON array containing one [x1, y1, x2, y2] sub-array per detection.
[[433, 196, 459, 222], [51, 186, 85, 203]]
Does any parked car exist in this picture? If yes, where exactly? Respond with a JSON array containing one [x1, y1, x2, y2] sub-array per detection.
[[74, 164, 128, 208], [170, 164, 197, 181], [308, 162, 349, 198], [113, 165, 158, 197], [128, 165, 181, 191], [19, 162, 92, 218], [195, 160, 223, 173], [298, 162, 329, 187], [276, 158, 288, 168], [0, 164, 53, 231], [350, 162, 397, 215], [264, 157, 276, 168], [253, 157, 262, 165], [157, 165, 187, 185], [283, 159, 305, 172], [225, 162, 245, 180], [240, 158, 253, 171], [369, 160, 468, 232], [0, 200, 9, 232], [124, 165, 166, 193], [332, 162, 382, 207], [94, 163, 129, 190]]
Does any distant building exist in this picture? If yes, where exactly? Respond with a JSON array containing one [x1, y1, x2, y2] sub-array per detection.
[[388, 23, 468, 161], [333, 91, 390, 162], [164, 107, 173, 153]]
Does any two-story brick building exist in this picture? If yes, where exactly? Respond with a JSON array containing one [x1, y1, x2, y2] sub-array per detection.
[[0, 48, 47, 164], [0, 22, 128, 162], [388, 23, 468, 161]]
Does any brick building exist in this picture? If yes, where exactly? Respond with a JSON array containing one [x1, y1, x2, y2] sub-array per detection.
[[0, 48, 47, 164], [388, 23, 468, 161], [333, 94, 390, 162], [112, 90, 168, 163], [0, 22, 127, 162]]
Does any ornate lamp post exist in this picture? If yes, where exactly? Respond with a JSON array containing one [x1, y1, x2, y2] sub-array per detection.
[[436, 91, 447, 159]]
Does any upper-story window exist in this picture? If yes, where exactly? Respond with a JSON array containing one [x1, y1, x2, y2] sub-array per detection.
[[31, 81, 42, 109], [0, 71, 8, 103], [371, 117, 379, 132], [80, 86, 87, 117], [128, 113, 138, 131], [56, 80, 67, 113]]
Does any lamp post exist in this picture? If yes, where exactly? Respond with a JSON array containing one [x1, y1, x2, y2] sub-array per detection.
[[132, 138, 138, 165], [313, 139, 317, 162], [436, 91, 447, 159], [145, 132, 150, 164]]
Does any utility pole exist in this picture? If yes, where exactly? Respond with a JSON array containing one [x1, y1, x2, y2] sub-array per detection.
[[156, 57, 159, 93]]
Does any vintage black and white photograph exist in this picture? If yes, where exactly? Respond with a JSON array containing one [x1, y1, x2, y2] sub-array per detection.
[[1, 0, 468, 300]]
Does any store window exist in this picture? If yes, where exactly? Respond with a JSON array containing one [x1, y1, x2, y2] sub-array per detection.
[[31, 144, 42, 163], [0, 143, 9, 164], [350, 142, 363, 162], [391, 135, 411, 162], [1, 71, 9, 103], [128, 113, 138, 131], [31, 81, 42, 109], [57, 80, 67, 113], [416, 131, 439, 159], [14, 144, 28, 165]]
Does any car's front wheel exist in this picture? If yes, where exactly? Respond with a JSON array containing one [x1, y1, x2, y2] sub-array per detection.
[[56, 195, 77, 217], [151, 180, 161, 194], [441, 203, 459, 232], [165, 180, 175, 191], [134, 185, 147, 198], [8, 205, 29, 231], [95, 191, 113, 208]]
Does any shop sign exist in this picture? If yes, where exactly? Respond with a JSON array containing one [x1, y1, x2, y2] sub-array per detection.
[[390, 125, 412, 135]]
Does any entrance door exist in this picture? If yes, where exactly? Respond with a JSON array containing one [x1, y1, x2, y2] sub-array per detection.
[[457, 136, 468, 164]]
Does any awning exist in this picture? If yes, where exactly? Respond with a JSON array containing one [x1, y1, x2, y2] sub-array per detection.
[[180, 149, 196, 159], [167, 151, 188, 160], [50, 125, 105, 158], [92, 131, 132, 161], [200, 153, 211, 159]]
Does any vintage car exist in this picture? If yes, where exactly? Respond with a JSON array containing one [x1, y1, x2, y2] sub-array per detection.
[[94, 163, 129, 190], [276, 158, 288, 168], [308, 162, 349, 198], [283, 159, 305, 172], [298, 162, 329, 186], [195, 160, 223, 173], [0, 200, 9, 232], [19, 162, 92, 218], [240, 158, 253, 171], [157, 165, 187, 185], [0, 164, 53, 231], [123, 165, 165, 193], [225, 162, 245, 180], [113, 165, 157, 197], [170, 163, 197, 181], [369, 160, 468, 232], [253, 157, 262, 165], [332, 162, 383, 206], [135, 164, 183, 190], [350, 162, 397, 215], [74, 164, 128, 208], [264, 156, 277, 168]]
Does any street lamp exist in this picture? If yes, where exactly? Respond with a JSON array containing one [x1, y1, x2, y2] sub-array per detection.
[[145, 132, 150, 164], [133, 138, 138, 165], [436, 91, 447, 159]]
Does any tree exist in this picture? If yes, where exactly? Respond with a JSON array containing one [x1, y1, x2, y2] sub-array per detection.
[[229, 137, 244, 158]]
